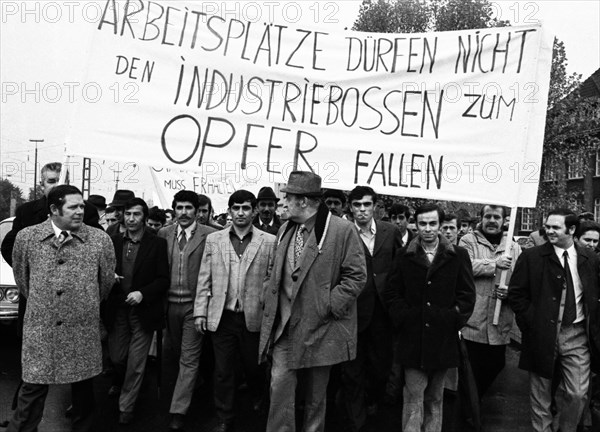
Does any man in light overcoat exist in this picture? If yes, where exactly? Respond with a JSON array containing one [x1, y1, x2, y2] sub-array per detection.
[[7, 185, 115, 432]]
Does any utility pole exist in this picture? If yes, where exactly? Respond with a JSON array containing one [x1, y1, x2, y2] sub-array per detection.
[[112, 167, 122, 191], [30, 139, 44, 199]]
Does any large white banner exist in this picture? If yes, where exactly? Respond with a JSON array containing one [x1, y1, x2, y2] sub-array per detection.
[[66, 0, 553, 206]]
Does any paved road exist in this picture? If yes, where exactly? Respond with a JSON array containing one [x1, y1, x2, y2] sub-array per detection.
[[0, 323, 533, 432]]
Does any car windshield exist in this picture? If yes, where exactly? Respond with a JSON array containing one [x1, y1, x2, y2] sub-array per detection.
[[0, 219, 13, 243]]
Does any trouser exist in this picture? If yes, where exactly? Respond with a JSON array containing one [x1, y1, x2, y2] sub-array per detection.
[[167, 301, 203, 415], [403, 367, 448, 432], [211, 310, 263, 422], [7, 378, 95, 432], [108, 305, 154, 413], [529, 322, 590, 432], [267, 332, 332, 432], [463, 340, 506, 399], [339, 307, 393, 431]]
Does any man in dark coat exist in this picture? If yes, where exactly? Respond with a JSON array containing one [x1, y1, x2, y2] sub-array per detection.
[[338, 185, 402, 431], [388, 203, 413, 247], [508, 208, 600, 432], [384, 203, 475, 432], [252, 186, 282, 235], [104, 198, 169, 425]]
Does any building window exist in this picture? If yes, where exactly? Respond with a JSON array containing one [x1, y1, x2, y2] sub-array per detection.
[[521, 208, 534, 232], [567, 154, 583, 179], [596, 150, 600, 176], [595, 199, 600, 222], [543, 157, 557, 181]]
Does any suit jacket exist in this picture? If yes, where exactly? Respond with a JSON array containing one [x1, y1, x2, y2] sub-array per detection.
[[194, 227, 276, 332], [259, 204, 367, 369], [158, 222, 216, 300], [104, 230, 170, 332], [1, 196, 101, 266], [401, 228, 415, 247], [508, 242, 600, 378], [384, 235, 476, 370], [253, 214, 282, 236], [356, 221, 402, 331]]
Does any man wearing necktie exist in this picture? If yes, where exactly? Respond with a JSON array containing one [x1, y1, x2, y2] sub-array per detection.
[[259, 171, 367, 432], [158, 190, 217, 431], [509, 208, 600, 432], [7, 185, 115, 432], [253, 186, 282, 236]]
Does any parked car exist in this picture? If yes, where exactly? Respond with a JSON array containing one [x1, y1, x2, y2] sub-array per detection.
[[0, 217, 19, 324]]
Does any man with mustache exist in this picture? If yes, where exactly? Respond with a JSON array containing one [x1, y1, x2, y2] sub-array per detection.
[[253, 186, 282, 235], [459, 205, 521, 401], [158, 190, 217, 431]]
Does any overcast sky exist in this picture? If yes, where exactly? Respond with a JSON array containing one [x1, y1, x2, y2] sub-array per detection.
[[1, 0, 598, 201]]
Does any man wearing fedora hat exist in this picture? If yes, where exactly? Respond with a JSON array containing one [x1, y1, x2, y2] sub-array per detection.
[[87, 195, 108, 228], [253, 186, 282, 236], [259, 171, 367, 432], [106, 190, 136, 237]]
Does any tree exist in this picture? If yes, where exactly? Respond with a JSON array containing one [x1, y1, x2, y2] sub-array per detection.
[[353, 0, 509, 33], [0, 179, 25, 220], [538, 59, 600, 214], [353, 0, 600, 225], [28, 184, 44, 201], [352, 0, 509, 221]]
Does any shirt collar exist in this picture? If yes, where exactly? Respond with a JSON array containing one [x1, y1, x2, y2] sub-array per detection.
[[259, 217, 274, 227], [302, 213, 317, 233], [177, 221, 197, 238], [355, 219, 376, 236], [123, 228, 144, 243], [230, 225, 254, 240], [51, 220, 70, 238], [553, 243, 577, 260]]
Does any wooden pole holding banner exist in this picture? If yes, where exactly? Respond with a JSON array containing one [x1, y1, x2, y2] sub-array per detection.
[[492, 206, 518, 326]]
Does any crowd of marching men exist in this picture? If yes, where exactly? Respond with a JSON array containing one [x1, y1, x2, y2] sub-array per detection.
[[2, 161, 600, 432]]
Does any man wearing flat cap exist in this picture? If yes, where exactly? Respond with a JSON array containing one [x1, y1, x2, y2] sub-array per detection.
[[259, 171, 367, 432], [253, 186, 282, 236]]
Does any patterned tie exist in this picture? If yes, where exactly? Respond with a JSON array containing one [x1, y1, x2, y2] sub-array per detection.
[[179, 230, 187, 251], [562, 251, 576, 327], [55, 231, 68, 248], [294, 224, 305, 266]]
